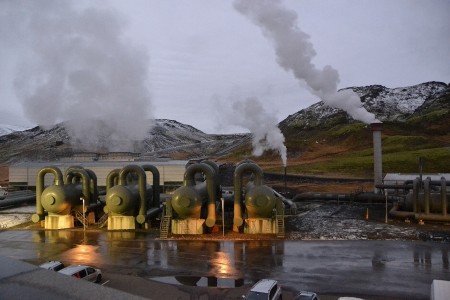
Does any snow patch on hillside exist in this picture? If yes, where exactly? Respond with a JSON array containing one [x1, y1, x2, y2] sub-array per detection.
[[0, 124, 30, 137], [282, 81, 448, 127]]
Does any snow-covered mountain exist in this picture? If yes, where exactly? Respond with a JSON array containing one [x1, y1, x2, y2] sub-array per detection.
[[0, 124, 30, 137], [280, 81, 449, 130], [0, 81, 448, 165]]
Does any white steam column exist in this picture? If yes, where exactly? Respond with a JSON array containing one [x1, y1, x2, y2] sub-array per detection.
[[371, 122, 383, 194]]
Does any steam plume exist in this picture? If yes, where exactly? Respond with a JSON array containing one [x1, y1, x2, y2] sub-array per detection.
[[219, 97, 287, 166], [4, 0, 152, 151], [234, 0, 378, 124]]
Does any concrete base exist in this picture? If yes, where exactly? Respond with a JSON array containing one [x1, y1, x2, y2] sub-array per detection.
[[44, 215, 74, 229], [171, 219, 205, 234], [244, 218, 276, 234], [108, 216, 136, 230]]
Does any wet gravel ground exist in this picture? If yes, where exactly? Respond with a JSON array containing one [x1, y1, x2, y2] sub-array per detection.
[[286, 201, 450, 242]]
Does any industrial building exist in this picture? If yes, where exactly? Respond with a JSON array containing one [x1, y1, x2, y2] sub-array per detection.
[[9, 160, 188, 192]]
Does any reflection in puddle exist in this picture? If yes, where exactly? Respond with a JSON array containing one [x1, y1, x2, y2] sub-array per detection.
[[150, 276, 246, 288]]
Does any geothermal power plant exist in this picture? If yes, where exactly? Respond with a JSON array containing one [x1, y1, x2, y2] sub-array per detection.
[[3, 124, 450, 235]]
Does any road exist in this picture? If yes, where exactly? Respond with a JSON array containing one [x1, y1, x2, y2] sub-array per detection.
[[0, 230, 449, 299]]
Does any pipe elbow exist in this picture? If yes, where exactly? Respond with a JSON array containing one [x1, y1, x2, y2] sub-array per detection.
[[136, 214, 146, 224], [31, 213, 44, 223], [234, 216, 243, 227]]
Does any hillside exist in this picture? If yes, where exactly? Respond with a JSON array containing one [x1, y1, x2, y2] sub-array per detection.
[[0, 82, 449, 183], [0, 119, 250, 164], [269, 81, 450, 177]]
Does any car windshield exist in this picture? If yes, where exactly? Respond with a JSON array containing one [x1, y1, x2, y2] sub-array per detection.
[[246, 291, 268, 300]]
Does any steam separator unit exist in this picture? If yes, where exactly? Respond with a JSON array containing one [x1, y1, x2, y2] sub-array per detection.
[[32, 166, 101, 229], [163, 160, 286, 236], [104, 164, 161, 230], [166, 161, 219, 234], [233, 160, 285, 234]]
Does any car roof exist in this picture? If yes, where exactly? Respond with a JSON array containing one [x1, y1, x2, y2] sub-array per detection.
[[250, 279, 278, 293], [39, 261, 63, 268], [59, 265, 93, 274]]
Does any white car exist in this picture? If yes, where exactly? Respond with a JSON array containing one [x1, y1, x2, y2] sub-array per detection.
[[243, 279, 282, 300], [39, 260, 65, 271], [58, 265, 102, 283]]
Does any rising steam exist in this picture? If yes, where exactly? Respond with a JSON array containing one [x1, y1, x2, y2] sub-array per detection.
[[219, 97, 287, 166], [4, 0, 152, 152], [234, 0, 378, 124]]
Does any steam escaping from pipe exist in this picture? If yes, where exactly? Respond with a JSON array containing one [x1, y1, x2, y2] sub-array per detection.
[[220, 97, 287, 167], [233, 0, 378, 124], [2, 1, 153, 151]]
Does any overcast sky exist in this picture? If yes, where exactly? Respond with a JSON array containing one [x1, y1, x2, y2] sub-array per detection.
[[1, 0, 449, 134]]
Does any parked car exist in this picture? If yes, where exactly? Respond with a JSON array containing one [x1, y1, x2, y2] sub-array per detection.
[[243, 279, 282, 300], [0, 187, 7, 200], [58, 265, 102, 283], [39, 261, 65, 271], [293, 291, 319, 300]]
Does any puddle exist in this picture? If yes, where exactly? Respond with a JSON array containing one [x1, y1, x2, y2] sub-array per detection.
[[150, 276, 246, 288]]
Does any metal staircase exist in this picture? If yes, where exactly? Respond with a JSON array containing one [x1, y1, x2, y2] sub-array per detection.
[[74, 210, 88, 228], [97, 213, 108, 228], [276, 215, 285, 238], [160, 216, 171, 239]]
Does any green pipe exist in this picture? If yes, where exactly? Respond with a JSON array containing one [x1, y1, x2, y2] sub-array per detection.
[[233, 160, 264, 228], [32, 166, 63, 223], [85, 169, 98, 204], [64, 168, 91, 203], [142, 164, 160, 208], [119, 165, 147, 224], [184, 163, 216, 227], [106, 169, 120, 192]]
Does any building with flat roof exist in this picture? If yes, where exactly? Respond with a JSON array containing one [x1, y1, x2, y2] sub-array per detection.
[[9, 160, 189, 192]]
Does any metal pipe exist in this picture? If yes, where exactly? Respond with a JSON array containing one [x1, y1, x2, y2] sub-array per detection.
[[142, 164, 160, 208], [64, 168, 91, 203], [184, 163, 216, 227], [146, 206, 163, 219], [119, 165, 147, 224], [0, 191, 36, 208], [293, 192, 351, 202], [441, 177, 447, 217], [371, 122, 383, 194], [424, 177, 431, 215], [106, 169, 120, 192], [375, 184, 413, 190], [85, 169, 98, 204], [413, 178, 420, 213], [32, 166, 63, 223], [389, 203, 415, 219], [201, 160, 221, 198], [414, 213, 450, 222], [233, 160, 264, 229]]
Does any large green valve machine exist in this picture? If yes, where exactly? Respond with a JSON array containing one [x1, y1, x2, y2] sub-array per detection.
[[167, 160, 220, 234], [165, 160, 285, 235], [233, 160, 285, 234], [104, 164, 161, 230], [32, 166, 100, 229]]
